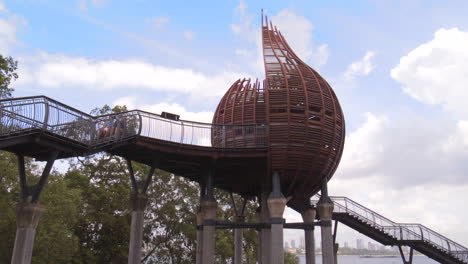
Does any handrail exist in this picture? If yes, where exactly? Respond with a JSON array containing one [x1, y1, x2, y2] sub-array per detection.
[[312, 194, 468, 262], [0, 96, 268, 149]]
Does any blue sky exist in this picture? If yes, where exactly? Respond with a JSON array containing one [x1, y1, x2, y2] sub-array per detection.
[[2, 0, 468, 249]]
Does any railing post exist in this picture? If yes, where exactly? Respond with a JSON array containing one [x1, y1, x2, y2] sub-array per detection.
[[137, 112, 143, 136], [169, 122, 172, 141], [42, 100, 49, 130], [189, 123, 193, 145], [447, 240, 451, 252], [181, 121, 184, 143]]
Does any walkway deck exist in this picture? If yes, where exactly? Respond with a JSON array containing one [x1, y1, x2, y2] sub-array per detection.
[[0, 96, 268, 196]]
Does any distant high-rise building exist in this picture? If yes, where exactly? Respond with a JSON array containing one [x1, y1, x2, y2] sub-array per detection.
[[300, 237, 305, 249], [344, 241, 349, 248], [291, 239, 296, 248], [368, 242, 376, 251], [285, 242, 289, 249], [356, 239, 363, 250]]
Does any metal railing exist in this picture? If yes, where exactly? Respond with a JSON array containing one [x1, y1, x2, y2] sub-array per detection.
[[0, 96, 267, 149], [312, 194, 468, 263]]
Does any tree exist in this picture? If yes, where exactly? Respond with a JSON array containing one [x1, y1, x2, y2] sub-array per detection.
[[285, 252, 300, 264], [0, 55, 18, 98], [0, 102, 263, 263], [0, 151, 83, 263]]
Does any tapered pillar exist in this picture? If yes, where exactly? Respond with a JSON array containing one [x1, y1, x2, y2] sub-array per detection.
[[318, 194, 334, 264], [11, 203, 45, 264], [234, 215, 245, 264], [11, 153, 57, 264], [301, 207, 316, 264], [196, 209, 203, 264], [201, 198, 218, 264], [126, 159, 156, 264], [268, 172, 287, 264], [128, 194, 147, 264]]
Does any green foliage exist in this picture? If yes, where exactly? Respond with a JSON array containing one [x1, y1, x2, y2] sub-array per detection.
[[0, 105, 262, 263], [66, 154, 131, 263], [285, 251, 300, 264], [0, 151, 20, 262], [0, 55, 18, 98], [0, 151, 83, 263]]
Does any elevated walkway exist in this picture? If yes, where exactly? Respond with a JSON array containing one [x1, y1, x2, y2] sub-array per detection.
[[313, 195, 468, 264], [0, 96, 268, 195]]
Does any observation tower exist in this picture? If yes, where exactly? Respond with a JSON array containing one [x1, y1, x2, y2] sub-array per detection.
[[213, 16, 345, 211], [0, 14, 346, 264]]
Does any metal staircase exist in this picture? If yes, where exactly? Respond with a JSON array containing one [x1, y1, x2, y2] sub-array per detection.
[[313, 195, 468, 264]]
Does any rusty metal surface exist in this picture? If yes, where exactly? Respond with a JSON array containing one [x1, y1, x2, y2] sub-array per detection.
[[213, 16, 345, 205]]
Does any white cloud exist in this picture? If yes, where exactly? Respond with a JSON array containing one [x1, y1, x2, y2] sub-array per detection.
[[339, 112, 386, 173], [16, 52, 247, 101], [147, 17, 170, 30], [271, 9, 329, 68], [90, 0, 108, 7], [344, 51, 376, 80], [0, 19, 17, 53], [236, 0, 247, 14], [113, 96, 213, 123], [231, 5, 329, 73], [0, 4, 26, 54], [391, 28, 468, 118], [336, 112, 468, 187], [78, 0, 88, 11], [320, 111, 468, 246], [0, 1, 8, 13], [183, 30, 195, 41]]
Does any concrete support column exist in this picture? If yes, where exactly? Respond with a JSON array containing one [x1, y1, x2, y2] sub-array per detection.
[[201, 198, 218, 264], [301, 207, 316, 264], [268, 172, 287, 264], [234, 215, 245, 264], [195, 209, 203, 264], [260, 192, 270, 264], [317, 197, 334, 264], [256, 208, 263, 264], [128, 194, 147, 264], [11, 203, 45, 264], [268, 197, 287, 264]]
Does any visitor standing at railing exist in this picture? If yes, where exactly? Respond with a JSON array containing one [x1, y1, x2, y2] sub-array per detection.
[[106, 118, 117, 137]]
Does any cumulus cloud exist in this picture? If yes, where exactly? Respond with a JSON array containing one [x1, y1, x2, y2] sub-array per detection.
[[231, 3, 329, 73], [0, 1, 8, 13], [78, 1, 88, 11], [336, 112, 468, 187], [271, 9, 329, 68], [183, 30, 195, 41], [391, 28, 468, 118], [344, 51, 376, 80], [16, 52, 247, 100], [0, 6, 26, 54], [90, 0, 109, 7], [113, 96, 213, 123], [317, 111, 468, 246], [147, 16, 170, 30]]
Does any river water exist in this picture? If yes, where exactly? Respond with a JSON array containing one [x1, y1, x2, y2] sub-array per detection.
[[298, 255, 439, 264]]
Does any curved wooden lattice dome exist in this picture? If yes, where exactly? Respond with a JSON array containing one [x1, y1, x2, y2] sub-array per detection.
[[213, 17, 345, 208]]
